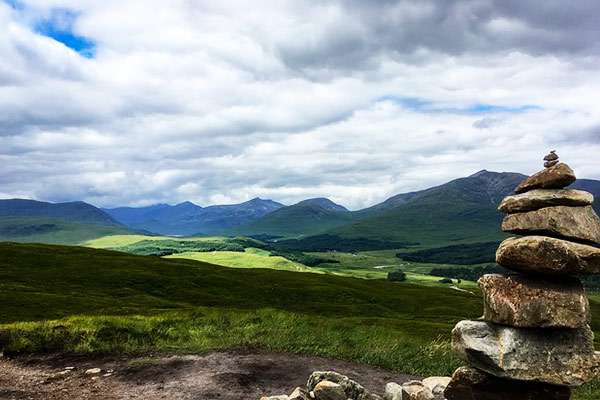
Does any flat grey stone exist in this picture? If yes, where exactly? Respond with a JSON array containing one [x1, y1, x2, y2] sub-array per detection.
[[496, 235, 600, 275], [502, 205, 600, 244], [498, 189, 594, 213], [451, 320, 600, 386]]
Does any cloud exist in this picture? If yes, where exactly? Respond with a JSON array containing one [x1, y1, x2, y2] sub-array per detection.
[[0, 0, 599, 210]]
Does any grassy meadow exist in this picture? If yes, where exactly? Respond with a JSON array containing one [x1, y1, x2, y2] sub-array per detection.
[[1, 239, 599, 397], [165, 247, 314, 272], [0, 241, 483, 377], [82, 234, 476, 288]]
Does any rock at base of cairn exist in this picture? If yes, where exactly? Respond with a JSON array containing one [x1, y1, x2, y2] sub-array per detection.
[[444, 366, 571, 400], [498, 189, 594, 213], [314, 380, 347, 400], [501, 205, 600, 244], [451, 320, 600, 386], [308, 371, 381, 400], [514, 163, 576, 194], [384, 382, 403, 400], [422, 377, 451, 400], [496, 236, 600, 275], [478, 273, 590, 328], [401, 380, 434, 400]]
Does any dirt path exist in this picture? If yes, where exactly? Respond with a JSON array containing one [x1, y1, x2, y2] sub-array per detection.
[[0, 349, 420, 399]]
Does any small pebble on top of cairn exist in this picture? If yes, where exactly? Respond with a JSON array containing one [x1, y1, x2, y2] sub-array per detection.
[[444, 152, 600, 400], [543, 150, 559, 168]]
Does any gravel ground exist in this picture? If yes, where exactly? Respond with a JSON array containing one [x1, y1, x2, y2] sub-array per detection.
[[0, 348, 420, 399]]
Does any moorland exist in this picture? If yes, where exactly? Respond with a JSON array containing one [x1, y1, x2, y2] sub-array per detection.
[[1, 169, 600, 398]]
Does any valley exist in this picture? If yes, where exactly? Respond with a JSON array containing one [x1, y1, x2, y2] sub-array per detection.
[[1, 170, 599, 399]]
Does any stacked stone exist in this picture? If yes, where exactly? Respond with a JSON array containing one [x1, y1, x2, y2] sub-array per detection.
[[445, 153, 600, 400]]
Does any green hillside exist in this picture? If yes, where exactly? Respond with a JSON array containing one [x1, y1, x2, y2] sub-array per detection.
[[330, 171, 523, 245], [1, 243, 599, 396], [0, 242, 483, 375], [0, 217, 131, 244], [226, 199, 356, 237], [0, 199, 119, 225]]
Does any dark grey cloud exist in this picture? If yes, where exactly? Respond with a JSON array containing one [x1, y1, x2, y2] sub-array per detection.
[[273, 0, 600, 73]]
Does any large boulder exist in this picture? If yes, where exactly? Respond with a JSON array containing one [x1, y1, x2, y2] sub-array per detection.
[[308, 371, 381, 400], [502, 205, 600, 244], [478, 273, 590, 328], [496, 235, 600, 275], [451, 320, 600, 386], [498, 188, 594, 213], [443, 366, 571, 400], [514, 163, 576, 194]]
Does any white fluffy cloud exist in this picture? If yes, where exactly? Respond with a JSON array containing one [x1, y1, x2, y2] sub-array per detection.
[[0, 0, 599, 209]]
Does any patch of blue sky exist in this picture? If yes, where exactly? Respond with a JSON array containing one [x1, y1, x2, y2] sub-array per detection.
[[376, 96, 541, 114], [3, 0, 24, 10], [34, 8, 96, 58], [467, 104, 541, 113]]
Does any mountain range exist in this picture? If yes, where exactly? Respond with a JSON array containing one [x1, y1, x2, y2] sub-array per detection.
[[103, 197, 284, 236], [1, 170, 599, 246]]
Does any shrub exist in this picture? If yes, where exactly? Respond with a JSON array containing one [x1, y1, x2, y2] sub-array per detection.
[[387, 270, 407, 282]]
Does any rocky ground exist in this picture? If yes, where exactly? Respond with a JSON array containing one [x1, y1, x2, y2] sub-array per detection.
[[0, 349, 420, 400]]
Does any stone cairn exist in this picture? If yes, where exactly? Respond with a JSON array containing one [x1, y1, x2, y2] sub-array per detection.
[[261, 153, 600, 400], [445, 152, 600, 399]]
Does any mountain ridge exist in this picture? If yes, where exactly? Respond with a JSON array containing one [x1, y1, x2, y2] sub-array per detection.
[[103, 197, 285, 236], [2, 170, 598, 243], [224, 197, 352, 237], [0, 199, 121, 225]]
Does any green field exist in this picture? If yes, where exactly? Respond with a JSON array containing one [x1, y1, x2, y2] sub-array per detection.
[[0, 242, 598, 398], [84, 234, 231, 248], [166, 247, 314, 273], [0, 242, 485, 376], [82, 234, 478, 288], [309, 250, 479, 289]]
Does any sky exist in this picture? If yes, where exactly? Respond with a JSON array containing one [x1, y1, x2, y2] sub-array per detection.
[[1, 0, 599, 210]]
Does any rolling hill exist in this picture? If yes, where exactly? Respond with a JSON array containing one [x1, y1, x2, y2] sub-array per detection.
[[0, 217, 131, 244], [225, 198, 354, 237], [103, 197, 284, 236], [329, 170, 528, 245], [2, 170, 598, 246], [0, 241, 482, 377], [0, 199, 131, 244], [0, 199, 119, 225]]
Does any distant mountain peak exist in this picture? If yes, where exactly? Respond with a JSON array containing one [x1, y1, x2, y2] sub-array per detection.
[[175, 201, 197, 207], [299, 198, 348, 212], [0, 198, 121, 226], [469, 169, 490, 177]]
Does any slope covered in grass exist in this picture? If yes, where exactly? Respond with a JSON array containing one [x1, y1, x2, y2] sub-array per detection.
[[0, 217, 131, 245], [0, 242, 485, 376], [0, 199, 119, 225], [225, 198, 355, 237], [1, 242, 600, 395], [330, 171, 524, 245], [165, 247, 313, 272], [0, 242, 483, 325]]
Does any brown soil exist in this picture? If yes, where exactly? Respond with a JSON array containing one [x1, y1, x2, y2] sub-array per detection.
[[0, 349, 420, 399]]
